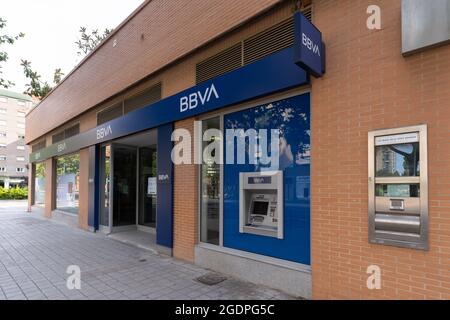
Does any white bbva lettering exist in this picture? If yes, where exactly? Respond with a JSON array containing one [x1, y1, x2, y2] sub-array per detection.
[[57, 143, 66, 152], [180, 84, 219, 112], [97, 125, 112, 140], [302, 33, 320, 56]]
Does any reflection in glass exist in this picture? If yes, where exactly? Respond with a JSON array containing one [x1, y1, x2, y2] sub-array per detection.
[[56, 153, 80, 214], [200, 117, 220, 245], [375, 143, 419, 177], [375, 184, 420, 197], [34, 162, 45, 205], [113, 146, 137, 226], [138, 147, 157, 227], [99, 145, 111, 227]]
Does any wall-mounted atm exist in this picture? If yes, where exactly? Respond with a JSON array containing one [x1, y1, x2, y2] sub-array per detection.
[[239, 171, 283, 239], [368, 125, 428, 250]]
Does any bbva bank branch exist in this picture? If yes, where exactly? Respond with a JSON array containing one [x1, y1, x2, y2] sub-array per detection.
[[26, 0, 450, 299]]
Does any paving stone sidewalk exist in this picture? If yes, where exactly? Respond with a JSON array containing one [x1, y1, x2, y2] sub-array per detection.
[[0, 200, 294, 300]]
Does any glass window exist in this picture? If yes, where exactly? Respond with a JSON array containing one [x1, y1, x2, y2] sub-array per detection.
[[0, 97, 7, 103], [16, 167, 25, 173], [0, 155, 5, 161], [55, 153, 80, 214], [0, 108, 6, 114], [375, 143, 419, 177], [0, 120, 6, 126], [17, 111, 26, 117], [17, 100, 26, 106], [17, 123, 25, 129], [17, 145, 25, 150], [0, 143, 6, 148], [0, 167, 5, 172], [200, 117, 221, 245], [0, 132, 6, 138], [34, 162, 45, 205], [16, 156, 25, 161]]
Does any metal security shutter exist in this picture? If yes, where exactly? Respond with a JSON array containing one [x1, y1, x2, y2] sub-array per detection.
[[97, 102, 123, 125], [124, 82, 162, 114], [196, 43, 242, 84], [243, 18, 294, 65]]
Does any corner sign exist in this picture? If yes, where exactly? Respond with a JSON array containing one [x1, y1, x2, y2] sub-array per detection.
[[294, 12, 326, 78]]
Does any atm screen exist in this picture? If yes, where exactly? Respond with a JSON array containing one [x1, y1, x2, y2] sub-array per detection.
[[252, 201, 269, 216]]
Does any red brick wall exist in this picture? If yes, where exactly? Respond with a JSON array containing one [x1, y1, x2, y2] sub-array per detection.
[[173, 119, 198, 262], [311, 0, 450, 299], [25, 0, 280, 143]]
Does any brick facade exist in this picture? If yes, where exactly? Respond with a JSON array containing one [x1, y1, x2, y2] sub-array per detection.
[[173, 119, 198, 262], [311, 0, 450, 299], [26, 0, 450, 299]]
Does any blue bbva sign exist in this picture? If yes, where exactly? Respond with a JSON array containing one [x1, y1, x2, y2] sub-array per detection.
[[29, 13, 327, 163], [29, 47, 308, 163], [294, 12, 325, 77]]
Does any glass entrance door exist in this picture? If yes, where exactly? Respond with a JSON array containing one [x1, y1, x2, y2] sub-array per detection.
[[138, 147, 157, 228], [99, 145, 111, 233], [112, 145, 137, 227]]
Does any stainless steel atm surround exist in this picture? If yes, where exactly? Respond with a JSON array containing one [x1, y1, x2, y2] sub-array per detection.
[[239, 171, 284, 239], [368, 125, 428, 250]]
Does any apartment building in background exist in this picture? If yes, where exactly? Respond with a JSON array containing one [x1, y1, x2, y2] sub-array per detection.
[[25, 0, 450, 299], [0, 89, 33, 188]]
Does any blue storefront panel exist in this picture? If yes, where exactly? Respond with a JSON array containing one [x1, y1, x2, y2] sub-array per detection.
[[223, 93, 311, 265]]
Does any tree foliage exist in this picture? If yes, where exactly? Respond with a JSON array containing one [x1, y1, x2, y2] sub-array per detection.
[[75, 27, 113, 56], [20, 26, 111, 100], [20, 60, 63, 100], [0, 18, 24, 89]]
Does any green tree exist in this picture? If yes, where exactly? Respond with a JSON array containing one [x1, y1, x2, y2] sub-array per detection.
[[20, 60, 63, 100], [75, 27, 113, 56], [0, 18, 24, 89]]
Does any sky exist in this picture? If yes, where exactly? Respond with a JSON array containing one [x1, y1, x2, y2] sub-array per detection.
[[1, 0, 144, 94]]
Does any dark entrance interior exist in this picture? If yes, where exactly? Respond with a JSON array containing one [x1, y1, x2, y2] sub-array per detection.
[[99, 129, 158, 232]]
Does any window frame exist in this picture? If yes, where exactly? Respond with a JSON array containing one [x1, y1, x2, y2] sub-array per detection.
[[54, 152, 80, 215]]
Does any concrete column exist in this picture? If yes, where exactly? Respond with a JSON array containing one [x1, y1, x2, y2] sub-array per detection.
[[44, 158, 54, 218], [4, 178, 10, 189]]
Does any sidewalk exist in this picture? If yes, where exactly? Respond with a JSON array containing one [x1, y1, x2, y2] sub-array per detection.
[[0, 200, 295, 300]]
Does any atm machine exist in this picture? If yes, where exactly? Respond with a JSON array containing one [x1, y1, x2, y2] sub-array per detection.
[[368, 125, 428, 250], [239, 171, 283, 239]]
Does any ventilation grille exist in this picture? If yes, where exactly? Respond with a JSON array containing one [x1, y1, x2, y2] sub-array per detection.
[[196, 43, 242, 84], [51, 132, 65, 144], [302, 6, 312, 21], [195, 7, 312, 83], [97, 102, 123, 126], [32, 140, 46, 153], [64, 124, 80, 139], [124, 82, 162, 114], [52, 124, 80, 144], [243, 17, 294, 65]]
